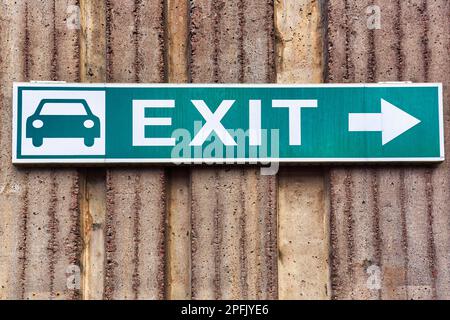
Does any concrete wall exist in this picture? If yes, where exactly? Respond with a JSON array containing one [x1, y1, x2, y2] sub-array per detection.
[[328, 0, 450, 300], [0, 0, 448, 300]]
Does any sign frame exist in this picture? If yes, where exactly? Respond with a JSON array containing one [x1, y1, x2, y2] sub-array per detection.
[[12, 82, 444, 165]]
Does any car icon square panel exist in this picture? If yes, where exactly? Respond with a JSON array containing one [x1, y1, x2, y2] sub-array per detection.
[[18, 88, 106, 157], [26, 99, 101, 147]]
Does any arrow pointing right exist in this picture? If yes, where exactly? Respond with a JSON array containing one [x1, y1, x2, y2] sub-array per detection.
[[349, 99, 421, 145]]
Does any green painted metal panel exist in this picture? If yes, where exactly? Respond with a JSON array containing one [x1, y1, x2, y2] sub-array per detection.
[[13, 83, 444, 164]]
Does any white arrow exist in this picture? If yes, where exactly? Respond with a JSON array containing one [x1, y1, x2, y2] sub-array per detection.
[[349, 99, 421, 145]]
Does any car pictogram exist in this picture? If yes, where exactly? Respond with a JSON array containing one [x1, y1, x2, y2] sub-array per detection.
[[26, 99, 100, 147]]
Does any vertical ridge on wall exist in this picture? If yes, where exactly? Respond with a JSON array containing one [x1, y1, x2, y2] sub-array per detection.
[[0, 0, 29, 300], [189, 0, 277, 300], [400, 0, 435, 300], [0, 0, 82, 300], [166, 0, 192, 300], [328, 0, 407, 300], [328, 0, 450, 300], [79, 0, 107, 300], [275, 0, 330, 300], [166, 168, 191, 300], [426, 0, 450, 300], [370, 1, 406, 300], [25, 0, 82, 300], [104, 0, 167, 300]]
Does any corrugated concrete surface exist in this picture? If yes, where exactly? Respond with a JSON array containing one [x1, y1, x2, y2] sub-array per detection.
[[79, 0, 107, 300], [328, 0, 450, 300], [166, 0, 191, 300], [0, 0, 449, 300], [103, 0, 167, 300], [275, 0, 330, 300], [0, 0, 81, 300], [189, 0, 278, 300]]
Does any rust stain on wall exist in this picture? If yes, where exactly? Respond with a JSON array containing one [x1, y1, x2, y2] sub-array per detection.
[[78, 0, 108, 300]]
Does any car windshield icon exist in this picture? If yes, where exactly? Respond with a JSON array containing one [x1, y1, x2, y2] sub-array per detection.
[[26, 99, 100, 147]]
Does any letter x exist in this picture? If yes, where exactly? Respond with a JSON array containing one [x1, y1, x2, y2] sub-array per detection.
[[190, 100, 237, 146]]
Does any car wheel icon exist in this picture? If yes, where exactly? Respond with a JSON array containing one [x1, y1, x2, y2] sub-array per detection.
[[32, 136, 43, 147], [84, 137, 95, 147], [26, 99, 101, 148]]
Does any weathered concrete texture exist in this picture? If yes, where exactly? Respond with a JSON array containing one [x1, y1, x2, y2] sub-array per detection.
[[275, 0, 330, 299], [426, 0, 450, 300], [80, 170, 106, 300], [190, 169, 277, 300], [0, 0, 81, 300], [275, 0, 324, 84], [79, 0, 107, 300], [0, 0, 28, 300], [278, 169, 330, 299], [103, 0, 167, 300], [80, 0, 107, 83], [189, 0, 277, 299], [105, 170, 166, 299], [328, 0, 450, 300], [165, 0, 192, 300], [166, 168, 191, 300], [167, 0, 189, 83]]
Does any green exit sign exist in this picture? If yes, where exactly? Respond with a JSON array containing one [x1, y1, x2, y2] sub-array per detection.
[[13, 83, 444, 164]]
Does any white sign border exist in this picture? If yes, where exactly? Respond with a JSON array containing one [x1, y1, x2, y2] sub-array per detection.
[[12, 82, 445, 164]]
